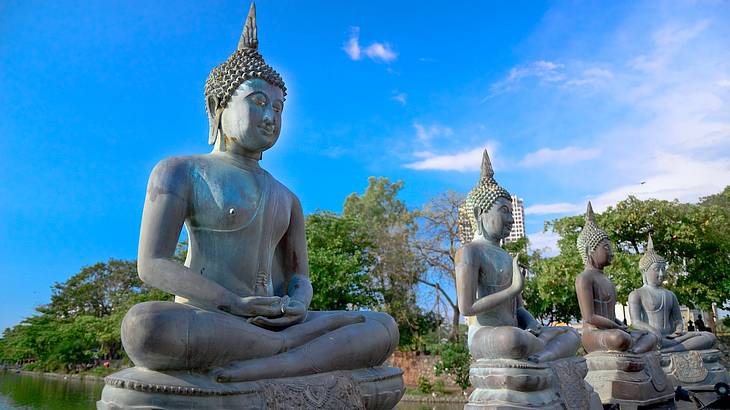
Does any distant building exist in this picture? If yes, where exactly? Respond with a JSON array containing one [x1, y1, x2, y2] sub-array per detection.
[[505, 195, 525, 243]]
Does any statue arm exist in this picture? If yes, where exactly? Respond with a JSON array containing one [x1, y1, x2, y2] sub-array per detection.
[[627, 290, 659, 335], [280, 196, 313, 307], [137, 159, 243, 311], [575, 274, 623, 329], [670, 293, 683, 334], [456, 247, 520, 316]]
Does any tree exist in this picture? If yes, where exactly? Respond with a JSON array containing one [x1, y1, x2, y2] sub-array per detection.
[[415, 190, 464, 340], [44, 259, 145, 318], [538, 191, 730, 317], [343, 177, 426, 347], [305, 211, 378, 310]]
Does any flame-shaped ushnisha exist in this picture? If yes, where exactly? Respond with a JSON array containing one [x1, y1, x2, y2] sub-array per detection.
[[458, 149, 512, 244], [204, 1, 287, 145]]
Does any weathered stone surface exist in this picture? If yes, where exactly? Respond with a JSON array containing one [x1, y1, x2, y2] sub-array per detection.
[[465, 356, 601, 410], [97, 366, 404, 410], [584, 351, 676, 408], [661, 349, 730, 391]]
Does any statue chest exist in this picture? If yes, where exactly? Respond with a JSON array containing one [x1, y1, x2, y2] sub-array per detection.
[[479, 248, 513, 289], [187, 164, 287, 232], [592, 275, 616, 304], [641, 289, 668, 313]]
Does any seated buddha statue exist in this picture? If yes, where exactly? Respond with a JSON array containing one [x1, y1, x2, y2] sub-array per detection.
[[575, 202, 659, 354], [119, 3, 398, 384], [575, 205, 675, 407], [628, 235, 716, 352], [455, 150, 580, 363]]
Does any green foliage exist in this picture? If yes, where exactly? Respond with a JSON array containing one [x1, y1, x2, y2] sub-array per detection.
[[434, 340, 471, 391], [0, 258, 172, 370], [305, 211, 378, 310], [532, 190, 730, 321], [344, 177, 427, 347], [433, 379, 446, 394], [417, 375, 433, 394]]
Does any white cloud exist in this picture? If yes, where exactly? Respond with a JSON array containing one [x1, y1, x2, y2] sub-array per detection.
[[392, 92, 407, 105], [404, 144, 497, 172], [413, 122, 453, 143], [342, 27, 361, 60], [342, 27, 397, 63], [528, 230, 560, 256], [364, 43, 397, 62], [525, 202, 583, 216], [717, 79, 730, 88], [519, 147, 600, 168]]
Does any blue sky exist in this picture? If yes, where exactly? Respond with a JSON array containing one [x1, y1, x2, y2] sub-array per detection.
[[2, 1, 729, 331]]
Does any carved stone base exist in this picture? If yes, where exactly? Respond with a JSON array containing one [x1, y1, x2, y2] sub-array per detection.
[[465, 356, 601, 409], [660, 349, 729, 392], [584, 351, 676, 409], [97, 366, 404, 410]]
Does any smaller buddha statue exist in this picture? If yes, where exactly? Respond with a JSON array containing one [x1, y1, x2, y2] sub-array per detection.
[[456, 150, 580, 363], [575, 202, 659, 354], [576, 204, 675, 408], [455, 151, 600, 410], [628, 235, 728, 392], [628, 234, 717, 353]]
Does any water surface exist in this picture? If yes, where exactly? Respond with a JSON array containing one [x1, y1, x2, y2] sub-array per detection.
[[0, 371, 102, 410]]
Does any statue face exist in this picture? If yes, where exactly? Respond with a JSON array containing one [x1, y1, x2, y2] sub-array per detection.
[[221, 78, 284, 156], [478, 197, 514, 241], [590, 238, 613, 268], [644, 262, 666, 287]]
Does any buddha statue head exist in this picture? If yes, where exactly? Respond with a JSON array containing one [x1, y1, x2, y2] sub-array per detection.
[[204, 2, 287, 157], [458, 149, 513, 244], [577, 202, 613, 269], [639, 234, 667, 287]]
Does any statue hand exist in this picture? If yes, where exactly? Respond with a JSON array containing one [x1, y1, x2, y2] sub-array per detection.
[[225, 296, 282, 318], [510, 254, 524, 292], [248, 298, 307, 328], [527, 323, 543, 336], [666, 331, 683, 339]]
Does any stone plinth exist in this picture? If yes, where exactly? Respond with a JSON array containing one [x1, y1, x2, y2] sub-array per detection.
[[584, 351, 676, 409], [465, 356, 601, 410], [661, 349, 729, 392], [97, 366, 404, 410]]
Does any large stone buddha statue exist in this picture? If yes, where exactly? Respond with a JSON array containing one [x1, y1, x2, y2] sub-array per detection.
[[575, 203, 675, 408], [628, 234, 727, 392], [455, 151, 600, 410], [98, 4, 403, 409]]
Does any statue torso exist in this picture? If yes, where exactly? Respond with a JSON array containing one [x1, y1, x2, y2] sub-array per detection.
[[173, 155, 293, 303], [636, 286, 676, 336], [584, 270, 617, 322], [472, 242, 518, 328]]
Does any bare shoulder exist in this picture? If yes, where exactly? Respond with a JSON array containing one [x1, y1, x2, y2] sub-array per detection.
[[575, 271, 594, 288], [266, 173, 302, 213], [457, 242, 482, 266], [628, 288, 642, 303], [147, 155, 200, 199]]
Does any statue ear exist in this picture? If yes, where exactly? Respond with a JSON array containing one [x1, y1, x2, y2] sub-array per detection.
[[207, 96, 223, 146], [472, 206, 483, 236]]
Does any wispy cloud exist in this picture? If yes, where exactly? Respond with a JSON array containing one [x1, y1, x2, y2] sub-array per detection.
[[404, 144, 497, 172], [528, 230, 560, 256], [413, 122, 453, 143], [519, 147, 600, 168], [342, 27, 398, 63], [391, 92, 407, 106]]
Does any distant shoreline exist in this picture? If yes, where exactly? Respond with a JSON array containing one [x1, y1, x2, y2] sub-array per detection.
[[1, 369, 105, 383]]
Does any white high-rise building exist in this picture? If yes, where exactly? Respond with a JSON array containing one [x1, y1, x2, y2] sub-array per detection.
[[505, 195, 525, 243]]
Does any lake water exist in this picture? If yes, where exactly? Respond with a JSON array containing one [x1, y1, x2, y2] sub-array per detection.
[[0, 370, 464, 410], [0, 371, 102, 410]]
